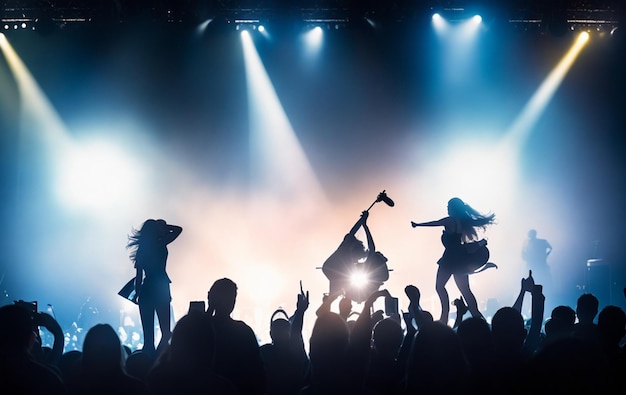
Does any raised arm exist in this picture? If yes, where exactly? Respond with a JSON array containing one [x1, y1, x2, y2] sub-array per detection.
[[316, 289, 344, 317], [157, 220, 183, 244], [36, 312, 64, 366], [410, 217, 451, 228], [523, 284, 545, 354], [362, 219, 375, 259], [351, 289, 390, 346], [452, 297, 469, 329], [290, 282, 309, 351], [513, 271, 534, 313], [348, 211, 369, 236]]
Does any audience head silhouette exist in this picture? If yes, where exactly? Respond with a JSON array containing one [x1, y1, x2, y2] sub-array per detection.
[[597, 305, 626, 346], [169, 312, 215, 367], [576, 293, 599, 324], [0, 304, 36, 353], [545, 305, 576, 340], [208, 278, 237, 317], [372, 317, 404, 360], [405, 320, 469, 393], [81, 323, 125, 373], [491, 307, 527, 351], [269, 318, 291, 345]]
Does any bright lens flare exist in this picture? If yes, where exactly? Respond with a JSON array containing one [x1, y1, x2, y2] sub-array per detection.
[[350, 270, 369, 289], [55, 139, 142, 210]]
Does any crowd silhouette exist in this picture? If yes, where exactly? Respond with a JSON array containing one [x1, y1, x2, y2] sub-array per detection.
[[2, 276, 625, 394], [1, 207, 625, 394]]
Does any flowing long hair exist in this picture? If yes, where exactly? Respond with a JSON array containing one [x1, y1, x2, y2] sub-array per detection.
[[126, 219, 159, 265], [447, 197, 496, 242]]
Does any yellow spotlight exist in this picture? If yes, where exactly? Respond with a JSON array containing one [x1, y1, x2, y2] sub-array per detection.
[[503, 30, 590, 149], [0, 30, 70, 148]]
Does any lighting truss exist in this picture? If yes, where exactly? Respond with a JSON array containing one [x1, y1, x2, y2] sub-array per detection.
[[0, 0, 622, 33]]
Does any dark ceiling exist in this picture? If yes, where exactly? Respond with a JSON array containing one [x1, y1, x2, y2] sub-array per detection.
[[1, 1, 623, 29]]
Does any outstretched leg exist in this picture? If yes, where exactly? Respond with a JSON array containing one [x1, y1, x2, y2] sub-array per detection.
[[453, 273, 484, 320], [435, 266, 453, 324]]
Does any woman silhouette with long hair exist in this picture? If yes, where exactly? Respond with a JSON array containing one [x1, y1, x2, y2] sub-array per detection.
[[411, 198, 496, 323], [127, 219, 182, 355]]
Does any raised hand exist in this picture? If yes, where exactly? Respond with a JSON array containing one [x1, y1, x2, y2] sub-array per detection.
[[405, 285, 421, 307], [361, 210, 369, 223], [532, 284, 544, 300], [297, 281, 309, 312], [372, 309, 385, 324], [453, 296, 468, 317], [522, 270, 535, 293], [339, 296, 353, 320]]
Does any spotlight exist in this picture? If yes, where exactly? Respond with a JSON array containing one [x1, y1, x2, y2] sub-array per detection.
[[258, 25, 265, 32], [234, 19, 260, 32], [432, 13, 447, 31], [578, 31, 590, 43], [21, 22, 26, 29]]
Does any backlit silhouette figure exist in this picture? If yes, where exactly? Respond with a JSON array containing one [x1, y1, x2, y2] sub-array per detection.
[[522, 229, 552, 285], [127, 219, 182, 355], [411, 197, 496, 323]]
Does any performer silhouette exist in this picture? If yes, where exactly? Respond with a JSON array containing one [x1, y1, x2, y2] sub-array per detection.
[[411, 197, 496, 323], [127, 219, 182, 355], [322, 191, 393, 303], [522, 229, 552, 285], [322, 210, 372, 301]]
